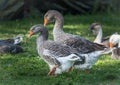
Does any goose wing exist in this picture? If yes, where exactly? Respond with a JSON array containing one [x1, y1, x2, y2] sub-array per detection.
[[43, 41, 77, 57], [42, 41, 83, 65], [63, 34, 106, 53]]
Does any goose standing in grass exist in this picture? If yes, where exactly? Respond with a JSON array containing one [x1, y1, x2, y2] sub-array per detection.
[[43, 10, 111, 71], [0, 36, 23, 54], [109, 33, 120, 59], [90, 23, 110, 47], [29, 24, 84, 76]]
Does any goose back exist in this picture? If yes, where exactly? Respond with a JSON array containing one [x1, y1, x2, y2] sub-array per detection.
[[61, 34, 105, 53]]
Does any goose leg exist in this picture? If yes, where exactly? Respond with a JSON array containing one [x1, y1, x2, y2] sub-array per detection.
[[48, 65, 59, 76]]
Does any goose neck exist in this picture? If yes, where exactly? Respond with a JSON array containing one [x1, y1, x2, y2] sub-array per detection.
[[53, 15, 64, 40], [37, 36, 45, 47], [37, 30, 48, 51], [53, 16, 64, 31], [94, 28, 103, 44], [36, 35, 46, 55]]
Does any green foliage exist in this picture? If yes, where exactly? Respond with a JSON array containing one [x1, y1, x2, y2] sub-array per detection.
[[0, 13, 120, 85]]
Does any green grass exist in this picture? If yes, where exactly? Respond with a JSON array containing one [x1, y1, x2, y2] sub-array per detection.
[[0, 13, 120, 85]]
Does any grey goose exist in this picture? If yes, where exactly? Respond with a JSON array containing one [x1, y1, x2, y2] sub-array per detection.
[[29, 24, 84, 76], [43, 10, 111, 71], [0, 36, 23, 54]]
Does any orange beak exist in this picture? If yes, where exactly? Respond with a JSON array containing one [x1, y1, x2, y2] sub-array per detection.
[[109, 42, 114, 48], [44, 18, 48, 26], [29, 31, 33, 37]]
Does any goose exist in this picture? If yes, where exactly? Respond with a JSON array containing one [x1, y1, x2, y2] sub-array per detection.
[[0, 36, 23, 54], [90, 23, 110, 47], [29, 24, 84, 76], [43, 10, 111, 71], [109, 33, 120, 59]]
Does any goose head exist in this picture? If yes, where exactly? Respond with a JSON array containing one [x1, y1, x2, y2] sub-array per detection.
[[29, 24, 48, 36], [14, 36, 23, 45], [90, 23, 102, 35], [109, 33, 120, 48], [44, 10, 63, 26]]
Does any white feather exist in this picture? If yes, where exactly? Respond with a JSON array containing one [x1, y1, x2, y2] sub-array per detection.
[[74, 51, 103, 70], [55, 54, 80, 74], [43, 49, 80, 74]]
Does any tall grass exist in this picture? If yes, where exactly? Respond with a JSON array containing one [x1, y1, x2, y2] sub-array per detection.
[[0, 12, 120, 85]]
